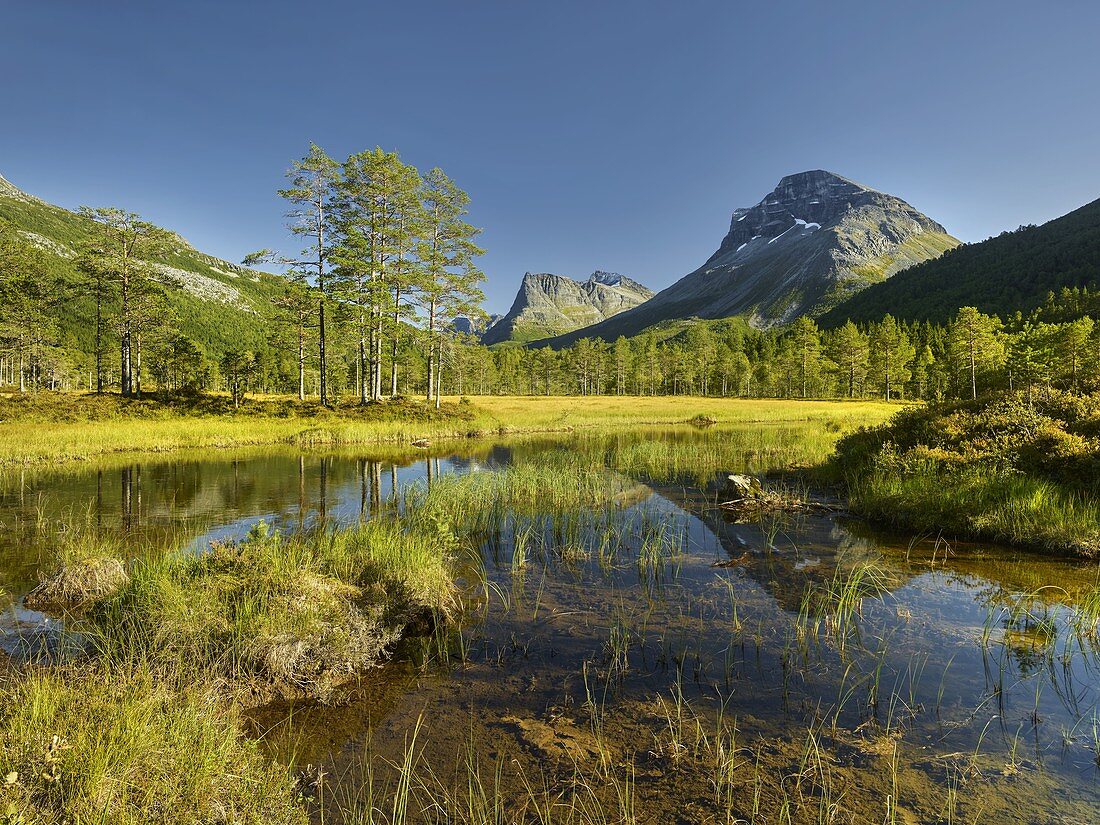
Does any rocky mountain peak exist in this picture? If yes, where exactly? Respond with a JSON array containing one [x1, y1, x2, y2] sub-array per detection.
[[712, 169, 947, 263], [538, 171, 959, 345], [588, 270, 622, 287], [482, 270, 654, 344]]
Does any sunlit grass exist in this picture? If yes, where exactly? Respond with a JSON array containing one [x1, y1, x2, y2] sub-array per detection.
[[0, 392, 901, 469], [0, 666, 306, 824]]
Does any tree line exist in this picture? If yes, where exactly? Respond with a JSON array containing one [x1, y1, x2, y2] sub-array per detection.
[[441, 288, 1100, 402], [2, 147, 1099, 405]]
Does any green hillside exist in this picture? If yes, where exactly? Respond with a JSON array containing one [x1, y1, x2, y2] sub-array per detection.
[[0, 173, 284, 362], [820, 196, 1100, 326]]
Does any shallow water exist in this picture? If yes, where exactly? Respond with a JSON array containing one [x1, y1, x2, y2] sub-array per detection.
[[3, 428, 1100, 823]]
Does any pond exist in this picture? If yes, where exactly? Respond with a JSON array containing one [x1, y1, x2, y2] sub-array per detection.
[[2, 426, 1100, 824]]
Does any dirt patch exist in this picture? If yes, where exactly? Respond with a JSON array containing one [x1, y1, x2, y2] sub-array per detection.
[[499, 714, 603, 763]]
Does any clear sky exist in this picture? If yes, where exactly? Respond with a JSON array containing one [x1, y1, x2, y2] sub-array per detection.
[[4, 1, 1099, 313]]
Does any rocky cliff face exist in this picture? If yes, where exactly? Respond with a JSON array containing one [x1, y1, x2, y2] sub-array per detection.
[[481, 271, 653, 344], [541, 171, 958, 346]]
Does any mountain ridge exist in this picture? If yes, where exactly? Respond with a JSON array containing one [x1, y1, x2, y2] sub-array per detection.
[[0, 172, 283, 362], [535, 170, 958, 347], [482, 270, 654, 345], [821, 196, 1100, 326]]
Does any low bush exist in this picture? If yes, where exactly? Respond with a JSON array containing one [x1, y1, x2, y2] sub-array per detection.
[[833, 389, 1100, 555]]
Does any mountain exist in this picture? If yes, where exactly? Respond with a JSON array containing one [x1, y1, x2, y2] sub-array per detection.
[[538, 171, 958, 347], [0, 172, 283, 362], [821, 196, 1100, 326], [481, 270, 653, 345], [450, 314, 503, 336]]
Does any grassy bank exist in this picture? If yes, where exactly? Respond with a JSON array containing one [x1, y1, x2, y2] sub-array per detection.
[[0, 391, 901, 469], [833, 390, 1100, 557], [0, 667, 307, 824], [1, 455, 640, 821]]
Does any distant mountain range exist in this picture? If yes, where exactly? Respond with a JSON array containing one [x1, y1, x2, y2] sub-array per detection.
[[481, 270, 653, 345], [0, 173, 281, 361], [822, 196, 1100, 326], [537, 171, 958, 347]]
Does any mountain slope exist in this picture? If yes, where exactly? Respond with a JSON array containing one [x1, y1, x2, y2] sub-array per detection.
[[482, 271, 653, 345], [820, 196, 1100, 326], [0, 172, 283, 361], [538, 171, 957, 347]]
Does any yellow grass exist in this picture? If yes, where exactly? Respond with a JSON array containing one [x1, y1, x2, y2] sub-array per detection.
[[0, 393, 902, 469]]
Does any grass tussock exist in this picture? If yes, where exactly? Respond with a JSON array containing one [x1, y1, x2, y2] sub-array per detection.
[[834, 389, 1100, 556], [82, 520, 456, 701], [23, 556, 129, 612], [0, 667, 306, 824]]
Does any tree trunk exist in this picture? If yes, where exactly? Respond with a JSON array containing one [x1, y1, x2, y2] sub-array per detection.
[[135, 334, 142, 398], [426, 301, 436, 402], [297, 322, 306, 401], [434, 340, 442, 409], [391, 286, 400, 398]]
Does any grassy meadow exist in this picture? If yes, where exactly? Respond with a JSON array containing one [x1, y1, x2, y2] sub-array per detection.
[[0, 390, 902, 469]]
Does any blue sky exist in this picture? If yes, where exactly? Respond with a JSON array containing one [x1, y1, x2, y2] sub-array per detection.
[[4, 1, 1099, 313]]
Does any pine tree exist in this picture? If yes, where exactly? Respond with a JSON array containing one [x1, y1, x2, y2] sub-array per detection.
[[247, 144, 340, 405], [332, 148, 423, 402], [415, 168, 485, 407], [947, 307, 1005, 400], [828, 321, 868, 398], [868, 315, 915, 400], [78, 207, 173, 397]]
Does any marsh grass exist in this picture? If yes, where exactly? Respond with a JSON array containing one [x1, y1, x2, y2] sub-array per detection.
[[0, 666, 306, 824], [0, 393, 898, 470], [848, 462, 1100, 558], [73, 518, 457, 702]]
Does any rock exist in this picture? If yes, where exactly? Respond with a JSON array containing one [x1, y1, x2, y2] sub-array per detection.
[[721, 474, 765, 501]]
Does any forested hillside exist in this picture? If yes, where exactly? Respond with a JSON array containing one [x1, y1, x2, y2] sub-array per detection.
[[0, 173, 282, 384], [821, 196, 1100, 326]]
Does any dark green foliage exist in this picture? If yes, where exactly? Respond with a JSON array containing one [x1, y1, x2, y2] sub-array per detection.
[[821, 197, 1100, 326]]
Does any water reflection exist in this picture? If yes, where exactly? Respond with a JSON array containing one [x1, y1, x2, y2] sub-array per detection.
[[3, 433, 1100, 821]]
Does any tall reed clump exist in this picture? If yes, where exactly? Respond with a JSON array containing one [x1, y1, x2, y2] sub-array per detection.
[[0, 666, 306, 824], [404, 450, 633, 533], [87, 518, 458, 701]]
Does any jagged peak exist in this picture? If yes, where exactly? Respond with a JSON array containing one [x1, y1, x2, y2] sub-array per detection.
[[775, 169, 873, 193]]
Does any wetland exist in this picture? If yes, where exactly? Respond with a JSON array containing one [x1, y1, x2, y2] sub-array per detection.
[[3, 420, 1100, 823]]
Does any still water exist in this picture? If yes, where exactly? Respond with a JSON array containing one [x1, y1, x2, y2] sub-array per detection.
[[2, 430, 1100, 823]]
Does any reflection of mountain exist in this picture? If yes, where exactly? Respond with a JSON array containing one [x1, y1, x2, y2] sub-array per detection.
[[657, 484, 916, 613]]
